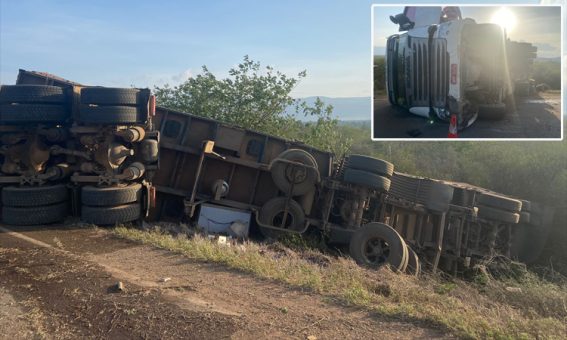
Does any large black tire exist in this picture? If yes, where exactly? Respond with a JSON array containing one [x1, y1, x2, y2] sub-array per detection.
[[258, 197, 305, 239], [81, 203, 141, 225], [271, 149, 318, 196], [349, 223, 408, 271], [406, 246, 421, 276], [2, 185, 68, 207], [81, 87, 142, 106], [0, 104, 69, 124], [81, 184, 142, 206], [1, 202, 68, 225], [343, 168, 391, 192], [78, 105, 140, 124], [0, 85, 67, 104], [346, 155, 394, 178], [477, 205, 520, 224], [477, 193, 522, 212]]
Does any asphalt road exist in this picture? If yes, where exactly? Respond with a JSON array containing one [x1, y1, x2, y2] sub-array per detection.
[[373, 92, 562, 139]]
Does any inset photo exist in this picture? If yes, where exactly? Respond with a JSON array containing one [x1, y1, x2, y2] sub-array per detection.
[[372, 5, 563, 140]]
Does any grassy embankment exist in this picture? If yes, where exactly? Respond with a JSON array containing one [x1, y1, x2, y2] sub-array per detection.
[[114, 226, 566, 339]]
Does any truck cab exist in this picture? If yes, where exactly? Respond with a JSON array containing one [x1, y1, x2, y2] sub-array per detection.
[[386, 7, 513, 129]]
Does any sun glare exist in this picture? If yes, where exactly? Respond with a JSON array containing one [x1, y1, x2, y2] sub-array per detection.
[[491, 7, 517, 33]]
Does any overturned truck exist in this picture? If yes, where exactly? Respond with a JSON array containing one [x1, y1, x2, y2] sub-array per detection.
[[0, 69, 553, 275], [385, 6, 537, 129]]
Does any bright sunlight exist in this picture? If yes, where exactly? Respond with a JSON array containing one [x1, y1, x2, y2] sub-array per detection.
[[491, 7, 517, 33]]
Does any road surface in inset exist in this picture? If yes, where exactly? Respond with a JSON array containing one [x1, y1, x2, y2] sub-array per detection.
[[373, 92, 561, 139]]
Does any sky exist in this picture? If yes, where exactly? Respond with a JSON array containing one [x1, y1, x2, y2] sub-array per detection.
[[0, 0, 559, 98], [373, 5, 562, 58]]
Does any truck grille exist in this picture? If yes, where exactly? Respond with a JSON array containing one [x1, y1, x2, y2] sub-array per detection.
[[409, 38, 449, 108]]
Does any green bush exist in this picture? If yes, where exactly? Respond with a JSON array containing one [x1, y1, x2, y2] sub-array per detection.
[[532, 60, 561, 89], [154, 56, 351, 157]]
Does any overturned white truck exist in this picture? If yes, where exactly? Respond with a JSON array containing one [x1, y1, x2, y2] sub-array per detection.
[[1, 69, 553, 276], [385, 6, 528, 129]]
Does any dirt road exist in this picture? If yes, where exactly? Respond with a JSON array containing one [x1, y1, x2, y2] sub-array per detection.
[[373, 92, 562, 139], [0, 224, 448, 339]]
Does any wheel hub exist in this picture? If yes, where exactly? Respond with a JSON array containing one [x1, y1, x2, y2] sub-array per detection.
[[363, 237, 390, 265], [284, 161, 307, 184]]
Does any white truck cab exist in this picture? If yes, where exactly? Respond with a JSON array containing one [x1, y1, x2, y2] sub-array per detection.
[[386, 6, 513, 129]]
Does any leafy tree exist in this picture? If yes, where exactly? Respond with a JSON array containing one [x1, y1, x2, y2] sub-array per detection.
[[154, 56, 351, 156]]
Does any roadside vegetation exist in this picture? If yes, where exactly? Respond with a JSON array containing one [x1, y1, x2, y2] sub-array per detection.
[[150, 56, 567, 337], [532, 59, 561, 90], [154, 56, 351, 158], [155, 56, 567, 276], [114, 226, 567, 339]]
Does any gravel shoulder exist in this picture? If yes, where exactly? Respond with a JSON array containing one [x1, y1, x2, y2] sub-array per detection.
[[0, 224, 448, 339]]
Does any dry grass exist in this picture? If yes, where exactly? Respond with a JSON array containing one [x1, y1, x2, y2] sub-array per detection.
[[113, 226, 567, 339]]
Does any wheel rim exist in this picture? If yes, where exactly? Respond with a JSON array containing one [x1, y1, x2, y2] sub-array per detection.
[[272, 211, 295, 229], [363, 237, 390, 265], [284, 159, 308, 184]]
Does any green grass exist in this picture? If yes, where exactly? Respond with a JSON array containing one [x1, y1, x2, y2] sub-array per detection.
[[113, 226, 567, 339]]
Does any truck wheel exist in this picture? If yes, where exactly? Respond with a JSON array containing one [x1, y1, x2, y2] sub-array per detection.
[[0, 104, 69, 124], [81, 183, 142, 206], [78, 105, 140, 124], [477, 193, 522, 212], [2, 184, 68, 207], [477, 205, 520, 224], [81, 203, 141, 225], [81, 87, 142, 106], [0, 85, 68, 104], [406, 246, 421, 276], [346, 155, 394, 178], [258, 197, 305, 239], [349, 222, 408, 271], [271, 149, 318, 196], [1, 202, 68, 225], [343, 168, 391, 192], [478, 103, 507, 120]]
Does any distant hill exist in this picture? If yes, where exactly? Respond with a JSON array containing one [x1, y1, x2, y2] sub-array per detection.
[[338, 120, 371, 127], [290, 96, 371, 121]]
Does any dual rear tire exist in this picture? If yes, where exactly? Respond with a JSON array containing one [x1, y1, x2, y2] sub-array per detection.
[[0, 85, 70, 124], [78, 87, 148, 124], [1, 184, 69, 225], [80, 183, 142, 225], [0, 184, 143, 226], [342, 155, 393, 192], [349, 222, 420, 275]]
